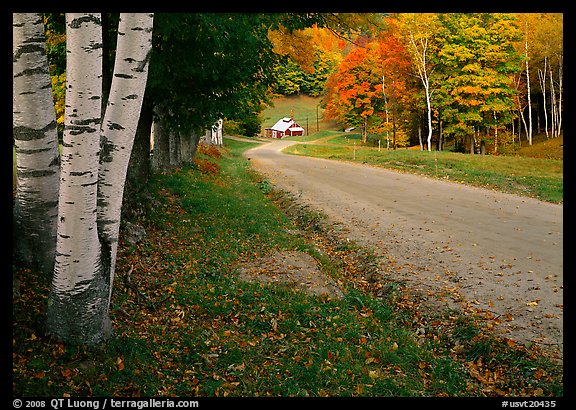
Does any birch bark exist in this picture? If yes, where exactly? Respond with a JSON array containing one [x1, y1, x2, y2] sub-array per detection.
[[47, 13, 154, 344], [47, 13, 107, 344], [524, 21, 533, 145], [538, 57, 548, 138], [400, 14, 437, 152], [13, 13, 60, 274], [97, 13, 154, 303]]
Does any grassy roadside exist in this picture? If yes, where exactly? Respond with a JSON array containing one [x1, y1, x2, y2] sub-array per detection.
[[12, 139, 563, 397], [283, 131, 563, 204]]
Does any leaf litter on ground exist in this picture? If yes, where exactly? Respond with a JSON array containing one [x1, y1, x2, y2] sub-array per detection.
[[12, 140, 563, 397]]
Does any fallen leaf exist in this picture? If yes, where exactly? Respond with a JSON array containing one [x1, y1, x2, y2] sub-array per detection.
[[368, 370, 379, 379], [116, 356, 125, 371], [33, 371, 46, 379]]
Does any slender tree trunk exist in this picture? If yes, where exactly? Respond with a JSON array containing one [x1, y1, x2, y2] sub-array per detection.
[[424, 81, 433, 152], [407, 30, 434, 152], [538, 57, 549, 138], [417, 118, 423, 151], [12, 13, 60, 274], [556, 57, 562, 137], [549, 66, 556, 138], [47, 13, 107, 344], [439, 120, 443, 151], [391, 79, 397, 150], [215, 119, 223, 146], [97, 13, 154, 303], [524, 22, 533, 145]]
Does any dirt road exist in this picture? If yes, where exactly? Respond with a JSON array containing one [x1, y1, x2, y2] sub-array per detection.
[[245, 139, 563, 356]]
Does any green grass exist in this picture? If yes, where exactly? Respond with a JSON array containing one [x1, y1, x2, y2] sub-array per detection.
[[284, 131, 563, 203], [13, 138, 563, 397]]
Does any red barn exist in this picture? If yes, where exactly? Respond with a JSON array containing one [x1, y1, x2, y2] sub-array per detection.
[[265, 117, 305, 139]]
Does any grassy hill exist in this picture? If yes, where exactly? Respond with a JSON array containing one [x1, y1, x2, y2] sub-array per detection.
[[260, 94, 339, 135]]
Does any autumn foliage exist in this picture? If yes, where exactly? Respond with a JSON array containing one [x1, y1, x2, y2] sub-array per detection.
[[324, 24, 413, 145]]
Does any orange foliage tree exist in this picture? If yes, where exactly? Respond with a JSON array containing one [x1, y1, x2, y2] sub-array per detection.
[[323, 26, 411, 146]]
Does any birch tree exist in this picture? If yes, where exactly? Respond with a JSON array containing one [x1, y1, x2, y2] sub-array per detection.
[[97, 13, 154, 302], [46, 13, 154, 344], [523, 19, 533, 145], [13, 13, 60, 274], [397, 13, 439, 151], [519, 13, 563, 140], [46, 13, 105, 344]]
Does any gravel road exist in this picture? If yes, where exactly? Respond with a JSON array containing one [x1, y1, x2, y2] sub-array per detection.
[[245, 139, 563, 357]]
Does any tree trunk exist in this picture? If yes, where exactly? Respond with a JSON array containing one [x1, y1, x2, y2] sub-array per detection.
[[524, 22, 533, 145], [151, 106, 170, 172], [188, 129, 202, 161], [169, 129, 181, 168], [125, 93, 153, 196], [424, 81, 433, 152], [439, 120, 443, 151], [538, 57, 549, 138], [215, 119, 223, 146], [417, 119, 423, 151], [97, 12, 154, 302], [556, 57, 562, 137], [12, 13, 61, 274], [47, 13, 154, 345], [549, 66, 557, 138], [392, 79, 397, 150], [47, 13, 108, 344]]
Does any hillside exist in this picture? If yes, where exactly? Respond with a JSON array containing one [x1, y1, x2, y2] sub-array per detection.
[[260, 94, 339, 135]]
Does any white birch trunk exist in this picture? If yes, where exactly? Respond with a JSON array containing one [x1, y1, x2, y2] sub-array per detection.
[[524, 22, 533, 145], [48, 13, 154, 344], [549, 66, 556, 138], [538, 57, 548, 138], [215, 118, 223, 146], [408, 32, 433, 152], [12, 13, 60, 274], [97, 13, 154, 303], [556, 57, 562, 137], [47, 13, 107, 344]]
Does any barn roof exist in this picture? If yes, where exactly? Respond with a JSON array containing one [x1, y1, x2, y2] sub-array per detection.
[[270, 117, 297, 132]]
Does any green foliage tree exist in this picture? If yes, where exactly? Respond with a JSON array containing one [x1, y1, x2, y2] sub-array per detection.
[[432, 13, 521, 152], [273, 57, 306, 95]]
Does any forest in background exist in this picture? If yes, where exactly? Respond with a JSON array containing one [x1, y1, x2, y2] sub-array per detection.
[[265, 13, 563, 153]]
